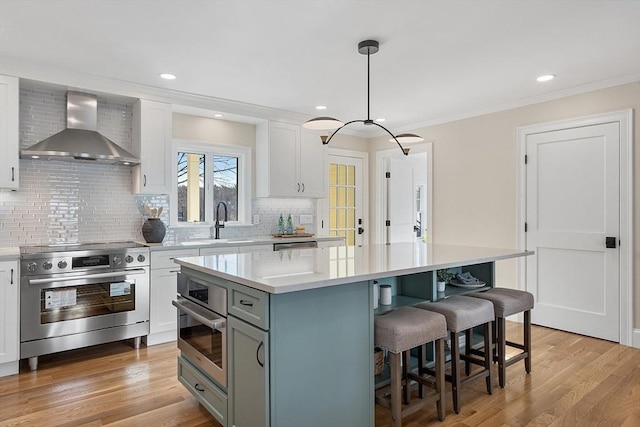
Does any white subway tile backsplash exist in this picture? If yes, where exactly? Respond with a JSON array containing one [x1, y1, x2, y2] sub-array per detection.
[[1, 86, 317, 248]]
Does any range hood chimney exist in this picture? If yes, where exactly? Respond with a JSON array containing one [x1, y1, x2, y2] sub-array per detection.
[[20, 91, 139, 166]]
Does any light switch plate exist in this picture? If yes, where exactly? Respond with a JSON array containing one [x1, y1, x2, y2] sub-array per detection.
[[299, 215, 313, 224]]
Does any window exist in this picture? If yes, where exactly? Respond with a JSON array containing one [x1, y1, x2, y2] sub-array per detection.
[[172, 140, 251, 226]]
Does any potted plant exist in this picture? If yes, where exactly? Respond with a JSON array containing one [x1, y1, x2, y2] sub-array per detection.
[[436, 269, 455, 292]]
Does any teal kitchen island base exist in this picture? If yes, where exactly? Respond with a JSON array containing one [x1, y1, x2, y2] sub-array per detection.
[[174, 243, 532, 427]]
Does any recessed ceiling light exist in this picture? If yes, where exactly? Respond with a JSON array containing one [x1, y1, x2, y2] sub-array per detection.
[[214, 114, 223, 118], [315, 105, 327, 110], [375, 118, 386, 123], [31, 155, 40, 159], [160, 73, 177, 80], [536, 74, 556, 82]]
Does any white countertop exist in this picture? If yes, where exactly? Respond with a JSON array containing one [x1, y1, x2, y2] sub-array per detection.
[[175, 243, 533, 294], [0, 247, 20, 261], [144, 235, 343, 251]]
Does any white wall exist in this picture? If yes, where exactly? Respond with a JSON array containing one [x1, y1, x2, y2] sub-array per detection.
[[368, 81, 640, 328]]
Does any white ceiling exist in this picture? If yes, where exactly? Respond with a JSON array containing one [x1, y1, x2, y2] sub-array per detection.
[[1, 0, 639, 136]]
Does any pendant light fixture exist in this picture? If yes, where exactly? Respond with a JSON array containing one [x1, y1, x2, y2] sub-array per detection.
[[303, 40, 423, 155]]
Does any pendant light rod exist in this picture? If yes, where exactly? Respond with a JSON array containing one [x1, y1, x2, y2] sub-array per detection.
[[303, 39, 421, 156], [367, 44, 371, 121]]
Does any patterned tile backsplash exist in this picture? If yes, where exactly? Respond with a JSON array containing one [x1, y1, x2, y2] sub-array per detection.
[[0, 86, 316, 247]]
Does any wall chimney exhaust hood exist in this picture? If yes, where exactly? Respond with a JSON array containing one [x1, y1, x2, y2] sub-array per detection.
[[20, 91, 139, 166]]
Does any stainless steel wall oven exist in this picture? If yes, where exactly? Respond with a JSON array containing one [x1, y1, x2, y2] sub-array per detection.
[[173, 273, 227, 388], [20, 242, 150, 370]]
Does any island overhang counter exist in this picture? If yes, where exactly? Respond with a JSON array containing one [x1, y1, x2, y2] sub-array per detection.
[[173, 243, 532, 427]]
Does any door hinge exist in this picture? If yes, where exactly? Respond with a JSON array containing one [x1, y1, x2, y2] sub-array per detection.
[[524, 222, 528, 232], [524, 155, 528, 164], [385, 172, 391, 178], [385, 220, 391, 227]]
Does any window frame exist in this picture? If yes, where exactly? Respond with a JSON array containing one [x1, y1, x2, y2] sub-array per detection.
[[171, 139, 252, 227]]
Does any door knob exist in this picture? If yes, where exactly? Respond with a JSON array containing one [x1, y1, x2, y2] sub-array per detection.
[[606, 237, 617, 248], [358, 227, 364, 235]]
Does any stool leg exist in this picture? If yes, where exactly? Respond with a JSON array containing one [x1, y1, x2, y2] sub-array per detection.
[[435, 337, 445, 421], [451, 331, 461, 414], [485, 321, 493, 394], [524, 310, 532, 374], [497, 317, 506, 388], [464, 329, 472, 376], [402, 350, 410, 405], [417, 344, 425, 399], [390, 351, 402, 427]]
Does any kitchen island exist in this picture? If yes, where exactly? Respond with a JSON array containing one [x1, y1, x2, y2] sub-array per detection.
[[174, 243, 532, 427]]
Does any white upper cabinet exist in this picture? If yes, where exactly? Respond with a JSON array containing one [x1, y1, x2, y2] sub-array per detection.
[[256, 121, 326, 198], [298, 128, 327, 197], [0, 75, 19, 191], [132, 99, 172, 194]]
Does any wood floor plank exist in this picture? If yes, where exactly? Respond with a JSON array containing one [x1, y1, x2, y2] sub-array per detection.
[[1, 324, 638, 427]]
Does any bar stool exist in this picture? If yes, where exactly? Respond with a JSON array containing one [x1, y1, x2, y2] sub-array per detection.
[[415, 295, 494, 414], [374, 306, 448, 426], [468, 288, 534, 387]]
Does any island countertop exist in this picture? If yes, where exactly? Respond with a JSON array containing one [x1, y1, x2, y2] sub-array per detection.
[[174, 243, 532, 294]]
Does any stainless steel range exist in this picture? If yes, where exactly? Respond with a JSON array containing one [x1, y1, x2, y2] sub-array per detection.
[[20, 242, 150, 370]]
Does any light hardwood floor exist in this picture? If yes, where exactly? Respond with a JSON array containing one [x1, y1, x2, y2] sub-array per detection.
[[1, 323, 638, 427]]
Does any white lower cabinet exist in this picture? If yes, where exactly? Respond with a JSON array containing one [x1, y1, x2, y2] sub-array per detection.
[[0, 261, 19, 377], [146, 249, 199, 346]]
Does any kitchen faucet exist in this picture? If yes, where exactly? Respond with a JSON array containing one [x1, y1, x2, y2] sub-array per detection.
[[213, 201, 228, 239]]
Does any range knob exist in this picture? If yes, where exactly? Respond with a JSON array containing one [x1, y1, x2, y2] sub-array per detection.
[[137, 254, 146, 263], [27, 262, 38, 273], [43, 261, 53, 270], [125, 255, 134, 263], [58, 260, 68, 269], [113, 256, 122, 265]]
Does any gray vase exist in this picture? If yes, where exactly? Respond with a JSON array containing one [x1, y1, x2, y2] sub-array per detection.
[[142, 218, 166, 243]]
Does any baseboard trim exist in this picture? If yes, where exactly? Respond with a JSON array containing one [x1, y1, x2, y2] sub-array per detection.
[[0, 361, 19, 377], [632, 329, 640, 349]]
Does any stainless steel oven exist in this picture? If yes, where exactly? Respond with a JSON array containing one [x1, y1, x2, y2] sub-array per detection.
[[20, 242, 150, 370], [173, 273, 227, 388]]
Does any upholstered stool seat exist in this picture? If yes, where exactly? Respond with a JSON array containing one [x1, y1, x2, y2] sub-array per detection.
[[374, 306, 448, 426], [416, 295, 494, 414], [469, 288, 534, 387]]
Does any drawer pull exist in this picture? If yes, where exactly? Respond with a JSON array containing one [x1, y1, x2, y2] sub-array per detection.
[[239, 299, 254, 307], [256, 341, 264, 367], [194, 383, 205, 392]]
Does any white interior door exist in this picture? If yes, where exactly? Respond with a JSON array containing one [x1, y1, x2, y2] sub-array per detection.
[[525, 122, 620, 342], [388, 157, 415, 243]]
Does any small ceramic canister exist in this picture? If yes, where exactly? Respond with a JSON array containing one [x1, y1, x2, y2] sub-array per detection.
[[380, 284, 392, 305]]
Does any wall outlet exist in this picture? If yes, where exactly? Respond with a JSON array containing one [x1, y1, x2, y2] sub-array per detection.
[[299, 214, 313, 224], [253, 214, 260, 225]]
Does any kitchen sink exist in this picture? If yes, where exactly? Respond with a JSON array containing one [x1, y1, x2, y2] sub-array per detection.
[[178, 239, 255, 246]]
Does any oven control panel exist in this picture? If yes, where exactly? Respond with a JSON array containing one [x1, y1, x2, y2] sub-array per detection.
[[21, 247, 150, 276]]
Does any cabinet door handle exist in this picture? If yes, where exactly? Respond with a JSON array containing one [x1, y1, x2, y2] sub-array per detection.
[[11, 167, 15, 182], [301, 183, 305, 192], [10, 268, 14, 285], [239, 299, 254, 307], [297, 182, 300, 192], [256, 341, 265, 367], [143, 174, 147, 187], [169, 270, 180, 273], [194, 383, 205, 392]]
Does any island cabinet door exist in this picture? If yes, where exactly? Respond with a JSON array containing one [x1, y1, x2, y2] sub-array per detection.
[[228, 315, 269, 427]]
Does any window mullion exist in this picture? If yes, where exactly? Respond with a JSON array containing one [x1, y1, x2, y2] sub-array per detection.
[[205, 152, 215, 224]]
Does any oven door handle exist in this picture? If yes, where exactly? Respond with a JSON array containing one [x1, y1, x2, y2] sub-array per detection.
[[172, 297, 226, 330], [27, 268, 147, 285]]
